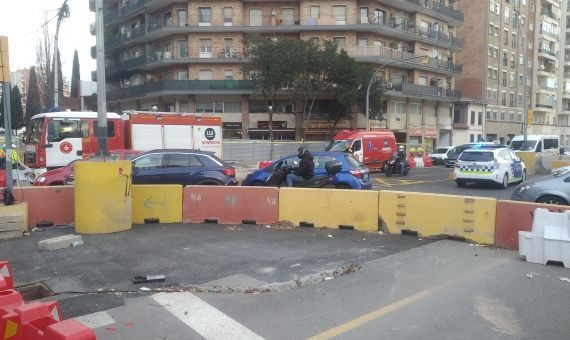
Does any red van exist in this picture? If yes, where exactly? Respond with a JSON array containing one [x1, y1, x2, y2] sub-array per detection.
[[330, 130, 397, 171]]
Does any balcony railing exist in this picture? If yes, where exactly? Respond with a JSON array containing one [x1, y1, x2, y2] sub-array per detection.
[[105, 26, 145, 49], [363, 20, 464, 48], [121, 0, 148, 16], [104, 8, 119, 23], [392, 83, 461, 99], [402, 0, 464, 22], [540, 9, 557, 21], [107, 80, 254, 100], [540, 28, 560, 39], [538, 48, 557, 57], [107, 55, 147, 74], [453, 122, 469, 130], [345, 46, 462, 73], [536, 103, 554, 109]]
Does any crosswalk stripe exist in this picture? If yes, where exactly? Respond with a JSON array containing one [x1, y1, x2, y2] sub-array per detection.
[[153, 292, 265, 340], [74, 311, 115, 329]]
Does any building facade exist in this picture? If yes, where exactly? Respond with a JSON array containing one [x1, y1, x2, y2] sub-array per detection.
[[10, 68, 30, 114], [456, 0, 534, 145], [102, 0, 463, 144]]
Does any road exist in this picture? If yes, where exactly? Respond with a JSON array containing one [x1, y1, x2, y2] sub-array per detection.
[[371, 166, 545, 200]]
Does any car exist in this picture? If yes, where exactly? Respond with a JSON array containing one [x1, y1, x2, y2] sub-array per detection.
[[34, 149, 142, 186], [512, 166, 570, 205], [445, 142, 496, 168], [428, 146, 452, 165], [454, 147, 526, 189], [242, 151, 372, 190], [560, 147, 570, 156], [131, 149, 237, 186]]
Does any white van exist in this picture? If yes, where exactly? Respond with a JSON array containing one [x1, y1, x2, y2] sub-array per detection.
[[508, 135, 559, 154]]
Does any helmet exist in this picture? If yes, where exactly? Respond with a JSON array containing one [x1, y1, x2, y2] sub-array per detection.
[[297, 146, 308, 158], [398, 145, 405, 152]]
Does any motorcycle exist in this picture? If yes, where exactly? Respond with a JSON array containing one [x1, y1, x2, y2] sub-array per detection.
[[384, 154, 409, 177], [266, 160, 342, 188]]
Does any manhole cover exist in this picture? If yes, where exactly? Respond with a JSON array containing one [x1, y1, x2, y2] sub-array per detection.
[[16, 282, 54, 302]]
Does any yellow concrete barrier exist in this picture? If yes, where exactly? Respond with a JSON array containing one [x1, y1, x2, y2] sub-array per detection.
[[550, 160, 570, 170], [75, 161, 132, 234], [279, 188, 379, 231], [379, 191, 496, 244], [0, 203, 27, 239], [515, 151, 536, 176], [132, 185, 182, 224]]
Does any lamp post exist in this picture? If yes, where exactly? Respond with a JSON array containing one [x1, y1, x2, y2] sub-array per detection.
[[365, 50, 439, 131]]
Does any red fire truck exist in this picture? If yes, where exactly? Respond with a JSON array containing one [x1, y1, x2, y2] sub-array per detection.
[[24, 111, 222, 176]]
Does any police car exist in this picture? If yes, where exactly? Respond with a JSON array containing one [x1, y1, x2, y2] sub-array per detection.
[[454, 147, 526, 189]]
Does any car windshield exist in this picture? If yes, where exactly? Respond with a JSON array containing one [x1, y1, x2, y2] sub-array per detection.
[[329, 140, 350, 152], [451, 146, 467, 154], [459, 151, 494, 162], [433, 148, 449, 154], [345, 155, 365, 168], [509, 140, 537, 151], [28, 118, 43, 143], [325, 140, 345, 151]]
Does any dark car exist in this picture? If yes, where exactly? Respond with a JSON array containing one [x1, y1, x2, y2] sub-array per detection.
[[445, 143, 499, 167], [242, 151, 372, 189], [131, 149, 237, 186]]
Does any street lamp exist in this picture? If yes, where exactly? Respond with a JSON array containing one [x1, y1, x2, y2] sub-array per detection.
[[365, 49, 439, 131]]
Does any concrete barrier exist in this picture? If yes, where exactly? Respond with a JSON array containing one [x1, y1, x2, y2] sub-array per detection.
[[379, 191, 496, 244], [550, 160, 570, 170], [183, 186, 278, 224], [0, 203, 27, 240], [13, 186, 74, 230], [495, 200, 570, 250], [515, 151, 536, 176], [279, 188, 379, 231], [132, 185, 183, 224]]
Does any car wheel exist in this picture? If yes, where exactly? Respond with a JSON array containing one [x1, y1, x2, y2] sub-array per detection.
[[335, 184, 351, 190], [536, 195, 568, 205], [501, 173, 509, 189], [456, 180, 465, 188], [385, 165, 392, 177]]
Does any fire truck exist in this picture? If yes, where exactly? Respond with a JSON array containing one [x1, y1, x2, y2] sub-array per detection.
[[23, 110, 222, 175]]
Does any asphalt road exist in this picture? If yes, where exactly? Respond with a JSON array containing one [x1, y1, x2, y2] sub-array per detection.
[[371, 166, 547, 200]]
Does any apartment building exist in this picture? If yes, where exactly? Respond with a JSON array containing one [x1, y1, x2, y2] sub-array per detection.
[[456, 0, 533, 145], [10, 68, 30, 114], [557, 0, 570, 145], [102, 0, 463, 144]]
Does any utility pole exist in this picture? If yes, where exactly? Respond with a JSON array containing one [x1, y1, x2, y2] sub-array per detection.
[[0, 36, 14, 204], [515, 3, 528, 145], [94, 0, 109, 155], [53, 0, 70, 109]]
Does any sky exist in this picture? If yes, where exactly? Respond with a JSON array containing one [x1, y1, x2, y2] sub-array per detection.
[[0, 0, 96, 81]]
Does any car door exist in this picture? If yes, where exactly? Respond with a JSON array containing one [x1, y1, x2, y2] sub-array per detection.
[[132, 154, 164, 184], [499, 150, 514, 182], [508, 149, 524, 179], [161, 153, 194, 185], [351, 139, 363, 162]]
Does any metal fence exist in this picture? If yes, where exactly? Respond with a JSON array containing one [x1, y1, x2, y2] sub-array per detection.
[[222, 140, 327, 163]]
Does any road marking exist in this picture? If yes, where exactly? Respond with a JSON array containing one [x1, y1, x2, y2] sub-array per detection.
[[308, 259, 510, 340], [74, 311, 115, 329], [152, 292, 265, 340]]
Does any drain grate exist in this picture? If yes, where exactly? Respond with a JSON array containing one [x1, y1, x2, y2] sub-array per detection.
[[16, 282, 54, 302]]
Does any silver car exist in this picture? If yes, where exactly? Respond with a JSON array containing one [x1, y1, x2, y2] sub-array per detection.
[[512, 167, 570, 205]]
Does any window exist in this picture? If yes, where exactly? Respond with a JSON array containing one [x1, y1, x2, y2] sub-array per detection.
[[493, 69, 498, 79], [519, 54, 524, 65], [502, 52, 507, 66], [488, 45, 494, 56], [332, 37, 346, 48], [47, 119, 82, 142], [198, 7, 212, 26], [224, 7, 233, 26], [460, 151, 494, 162], [494, 47, 499, 58], [250, 9, 262, 26], [178, 39, 188, 58], [501, 111, 505, 120], [333, 5, 347, 24], [501, 92, 506, 106], [374, 9, 385, 24], [487, 68, 493, 78], [502, 71, 507, 86], [489, 23, 494, 35], [164, 12, 172, 26], [134, 154, 163, 169], [224, 38, 233, 50], [493, 111, 497, 120], [510, 93, 515, 107], [163, 154, 203, 167], [504, 7, 509, 24], [178, 70, 188, 80], [478, 112, 483, 125], [224, 69, 233, 80], [282, 8, 295, 25], [486, 111, 491, 119], [544, 138, 559, 150], [470, 134, 475, 143], [409, 103, 420, 115], [199, 39, 212, 58], [490, 0, 495, 12], [511, 33, 517, 48], [510, 53, 515, 68], [177, 9, 187, 27], [310, 6, 320, 19], [199, 69, 212, 80], [470, 111, 476, 125], [360, 7, 369, 24], [504, 29, 508, 45], [359, 38, 368, 47], [510, 112, 514, 121], [394, 102, 406, 114], [418, 76, 428, 86], [510, 73, 515, 87]]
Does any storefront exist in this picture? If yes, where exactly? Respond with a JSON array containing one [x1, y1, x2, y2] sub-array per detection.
[[222, 122, 243, 139], [248, 121, 296, 140]]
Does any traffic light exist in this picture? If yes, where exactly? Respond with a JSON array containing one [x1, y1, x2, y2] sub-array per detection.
[[0, 36, 9, 83]]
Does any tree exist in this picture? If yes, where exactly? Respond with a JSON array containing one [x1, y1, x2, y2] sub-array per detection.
[[358, 69, 385, 122], [70, 49, 80, 97], [243, 37, 305, 157], [36, 22, 64, 108], [10, 86, 24, 130], [26, 67, 42, 124]]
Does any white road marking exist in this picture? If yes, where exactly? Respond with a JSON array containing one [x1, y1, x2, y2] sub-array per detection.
[[153, 292, 265, 340], [74, 311, 115, 329]]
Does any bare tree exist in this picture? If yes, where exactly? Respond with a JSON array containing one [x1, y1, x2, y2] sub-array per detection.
[[36, 21, 63, 109]]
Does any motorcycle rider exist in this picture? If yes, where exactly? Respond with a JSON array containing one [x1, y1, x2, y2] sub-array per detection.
[[395, 145, 407, 175], [286, 147, 314, 187]]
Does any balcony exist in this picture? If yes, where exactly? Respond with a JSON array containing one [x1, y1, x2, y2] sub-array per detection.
[[539, 28, 560, 40], [390, 83, 461, 100], [540, 9, 558, 21], [344, 46, 462, 74], [105, 26, 145, 49], [107, 80, 255, 101], [104, 8, 119, 23], [105, 0, 149, 25], [538, 48, 557, 58], [536, 103, 554, 109], [381, 0, 464, 25], [453, 122, 469, 130]]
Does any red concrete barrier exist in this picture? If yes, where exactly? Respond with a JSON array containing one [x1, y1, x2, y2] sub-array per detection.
[[495, 200, 570, 250], [183, 186, 279, 225], [12, 186, 74, 230]]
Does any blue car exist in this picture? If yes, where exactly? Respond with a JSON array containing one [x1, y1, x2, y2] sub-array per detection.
[[242, 151, 372, 190], [131, 149, 238, 186]]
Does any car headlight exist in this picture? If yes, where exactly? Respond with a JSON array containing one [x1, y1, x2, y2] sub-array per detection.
[[36, 176, 46, 183], [517, 184, 533, 193]]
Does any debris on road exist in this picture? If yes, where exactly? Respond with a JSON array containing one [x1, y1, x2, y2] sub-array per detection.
[[139, 287, 151, 291], [526, 273, 539, 279], [225, 226, 244, 231], [38, 234, 83, 251], [133, 274, 166, 284], [560, 277, 570, 283], [270, 220, 296, 230]]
